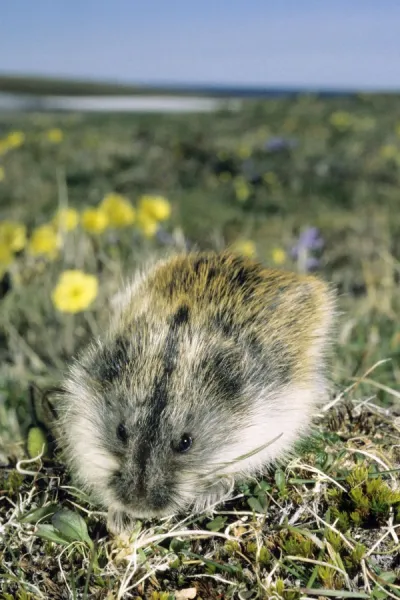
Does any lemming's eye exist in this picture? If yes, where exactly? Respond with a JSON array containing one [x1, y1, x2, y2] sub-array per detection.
[[173, 433, 193, 453], [117, 423, 128, 443]]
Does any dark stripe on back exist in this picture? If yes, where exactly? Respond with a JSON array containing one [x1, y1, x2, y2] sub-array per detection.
[[226, 256, 264, 300], [96, 335, 129, 384], [198, 349, 243, 401], [136, 304, 190, 493]]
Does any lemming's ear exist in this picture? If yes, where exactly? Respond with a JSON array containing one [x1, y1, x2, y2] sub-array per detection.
[[42, 387, 62, 423], [28, 381, 61, 433]]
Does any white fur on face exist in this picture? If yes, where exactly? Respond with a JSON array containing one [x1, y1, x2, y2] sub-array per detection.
[[174, 380, 326, 513], [57, 365, 120, 507], [209, 383, 321, 475]]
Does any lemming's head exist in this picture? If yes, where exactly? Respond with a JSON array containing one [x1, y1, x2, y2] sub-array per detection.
[[58, 310, 278, 518]]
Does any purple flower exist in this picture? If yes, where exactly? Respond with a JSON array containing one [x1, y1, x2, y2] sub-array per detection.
[[291, 226, 324, 272], [264, 137, 298, 152], [296, 227, 324, 253], [304, 256, 321, 271]]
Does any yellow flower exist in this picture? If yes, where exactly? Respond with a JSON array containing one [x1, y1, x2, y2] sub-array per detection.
[[263, 171, 280, 187], [28, 224, 60, 259], [46, 128, 63, 143], [0, 220, 27, 252], [51, 270, 98, 314], [138, 195, 171, 222], [81, 208, 109, 234], [100, 192, 135, 227], [237, 145, 251, 159], [0, 166, 4, 181], [272, 247, 286, 265], [0, 141, 9, 156], [329, 111, 353, 131], [53, 208, 79, 232], [234, 176, 251, 203], [136, 209, 159, 238], [380, 144, 399, 161], [219, 171, 232, 183], [7, 131, 25, 148], [232, 239, 256, 258], [0, 242, 13, 278]]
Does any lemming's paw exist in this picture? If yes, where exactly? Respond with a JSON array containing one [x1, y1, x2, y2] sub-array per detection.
[[107, 509, 136, 535]]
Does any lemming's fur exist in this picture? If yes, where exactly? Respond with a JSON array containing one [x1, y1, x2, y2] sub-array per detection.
[[56, 251, 336, 534]]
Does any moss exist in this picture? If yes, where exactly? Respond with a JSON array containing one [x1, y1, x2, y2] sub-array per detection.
[[245, 542, 271, 565], [224, 540, 240, 556], [317, 565, 345, 589], [279, 531, 315, 558], [328, 465, 400, 531], [324, 529, 343, 551], [0, 470, 24, 494]]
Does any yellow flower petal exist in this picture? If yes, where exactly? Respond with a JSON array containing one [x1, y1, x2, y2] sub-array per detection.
[[28, 224, 60, 259], [7, 131, 25, 148], [100, 193, 135, 227], [81, 208, 109, 234], [219, 171, 232, 183], [232, 239, 256, 258], [272, 247, 286, 265], [0, 220, 27, 252], [138, 195, 171, 222], [53, 208, 79, 232], [329, 111, 353, 131], [234, 176, 251, 203], [0, 141, 9, 156], [46, 128, 63, 143], [0, 241, 13, 266], [52, 270, 99, 314], [136, 209, 159, 238], [237, 145, 251, 159], [263, 171, 280, 187], [380, 144, 399, 161]]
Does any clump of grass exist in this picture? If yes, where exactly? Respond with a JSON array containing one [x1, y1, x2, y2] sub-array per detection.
[[329, 465, 400, 530]]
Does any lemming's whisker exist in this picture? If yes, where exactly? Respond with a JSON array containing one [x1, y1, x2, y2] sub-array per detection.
[[203, 432, 284, 477]]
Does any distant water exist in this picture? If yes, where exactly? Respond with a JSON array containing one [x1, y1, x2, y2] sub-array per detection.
[[0, 82, 364, 114], [0, 93, 236, 113]]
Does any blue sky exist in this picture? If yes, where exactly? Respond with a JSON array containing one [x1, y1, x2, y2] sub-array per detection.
[[1, 0, 399, 90]]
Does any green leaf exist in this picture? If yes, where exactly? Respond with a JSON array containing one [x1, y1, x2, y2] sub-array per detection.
[[254, 480, 271, 493], [247, 496, 267, 513], [51, 509, 93, 547], [372, 588, 389, 600], [378, 571, 398, 583], [19, 503, 60, 524], [169, 537, 188, 553], [26, 425, 48, 458], [34, 524, 72, 546], [184, 551, 241, 574], [275, 468, 286, 492], [206, 515, 227, 531]]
